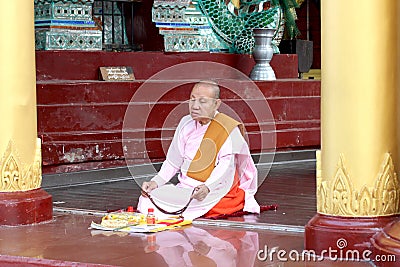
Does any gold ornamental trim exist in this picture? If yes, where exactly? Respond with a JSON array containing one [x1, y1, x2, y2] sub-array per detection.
[[317, 152, 400, 216], [0, 139, 42, 192]]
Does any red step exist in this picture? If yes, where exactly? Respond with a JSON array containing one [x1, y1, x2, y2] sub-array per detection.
[[35, 51, 320, 174]]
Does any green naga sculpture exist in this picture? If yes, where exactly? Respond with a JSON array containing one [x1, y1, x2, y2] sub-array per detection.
[[198, 0, 300, 54], [152, 0, 301, 53]]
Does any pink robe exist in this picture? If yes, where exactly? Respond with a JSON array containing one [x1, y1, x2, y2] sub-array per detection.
[[137, 114, 260, 220]]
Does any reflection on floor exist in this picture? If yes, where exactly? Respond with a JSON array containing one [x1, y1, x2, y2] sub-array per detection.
[[0, 158, 374, 266]]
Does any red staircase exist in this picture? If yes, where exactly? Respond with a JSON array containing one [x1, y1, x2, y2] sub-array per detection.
[[36, 51, 320, 174]]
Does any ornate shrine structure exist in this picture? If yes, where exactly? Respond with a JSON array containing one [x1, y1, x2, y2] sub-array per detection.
[[34, 0, 102, 50]]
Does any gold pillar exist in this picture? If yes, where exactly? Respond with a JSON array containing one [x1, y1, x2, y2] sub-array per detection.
[[319, 0, 399, 217], [0, 0, 42, 191], [305, 0, 400, 255], [0, 0, 52, 225], [370, 3, 400, 263]]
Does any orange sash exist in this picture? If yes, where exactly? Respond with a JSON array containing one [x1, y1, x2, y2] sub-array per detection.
[[187, 113, 245, 217], [187, 113, 243, 182]]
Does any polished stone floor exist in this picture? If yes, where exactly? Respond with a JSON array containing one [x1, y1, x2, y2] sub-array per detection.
[[0, 153, 376, 266], [46, 154, 318, 227]]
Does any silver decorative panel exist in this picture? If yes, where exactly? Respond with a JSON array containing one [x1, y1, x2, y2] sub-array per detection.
[[35, 29, 102, 50], [35, 2, 93, 21], [34, 0, 102, 50]]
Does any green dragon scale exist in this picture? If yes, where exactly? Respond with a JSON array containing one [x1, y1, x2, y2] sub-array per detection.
[[197, 0, 298, 54]]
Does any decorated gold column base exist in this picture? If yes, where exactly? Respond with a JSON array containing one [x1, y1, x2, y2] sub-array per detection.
[[305, 213, 399, 259], [1, 139, 42, 192], [371, 220, 400, 265], [0, 188, 52, 225], [317, 152, 400, 217]]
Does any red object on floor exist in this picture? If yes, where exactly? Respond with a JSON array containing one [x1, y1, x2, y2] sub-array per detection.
[[157, 219, 185, 226]]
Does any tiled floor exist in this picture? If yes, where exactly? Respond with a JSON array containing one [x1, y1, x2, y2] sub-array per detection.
[[0, 157, 375, 266], [47, 160, 317, 227]]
